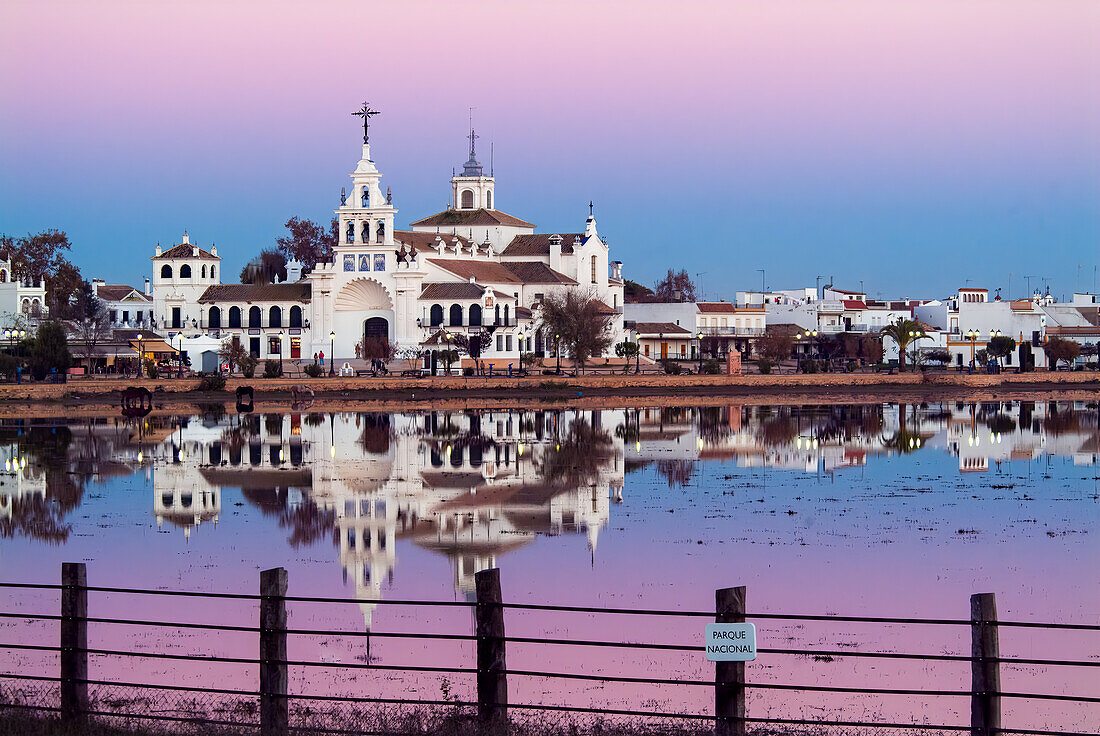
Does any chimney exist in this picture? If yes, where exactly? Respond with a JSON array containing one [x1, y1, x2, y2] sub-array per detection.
[[549, 234, 563, 272], [182, 230, 190, 245], [144, 278, 151, 295]]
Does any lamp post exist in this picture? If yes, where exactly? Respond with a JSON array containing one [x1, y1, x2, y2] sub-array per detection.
[[178, 332, 184, 377], [965, 329, 980, 374], [329, 330, 335, 376], [555, 333, 561, 375], [136, 333, 144, 377], [634, 329, 641, 374], [517, 331, 524, 375], [697, 332, 704, 373]]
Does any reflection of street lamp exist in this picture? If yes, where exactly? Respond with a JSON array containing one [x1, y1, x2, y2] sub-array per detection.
[[136, 333, 144, 377], [329, 330, 335, 376]]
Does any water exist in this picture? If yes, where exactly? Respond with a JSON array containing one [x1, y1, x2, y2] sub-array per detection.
[[1, 401, 1097, 731]]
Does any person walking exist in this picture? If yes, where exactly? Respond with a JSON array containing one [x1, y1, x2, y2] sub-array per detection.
[[319, 350, 325, 368]]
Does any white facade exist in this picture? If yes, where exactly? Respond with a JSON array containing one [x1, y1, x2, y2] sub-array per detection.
[[0, 256, 48, 327]]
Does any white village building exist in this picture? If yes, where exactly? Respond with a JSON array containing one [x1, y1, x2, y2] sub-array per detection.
[[144, 119, 625, 372]]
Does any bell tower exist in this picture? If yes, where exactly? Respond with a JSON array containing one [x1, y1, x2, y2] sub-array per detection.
[[451, 115, 495, 211], [337, 103, 397, 248]]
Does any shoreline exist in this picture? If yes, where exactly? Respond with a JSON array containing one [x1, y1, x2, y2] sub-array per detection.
[[1, 371, 1096, 418]]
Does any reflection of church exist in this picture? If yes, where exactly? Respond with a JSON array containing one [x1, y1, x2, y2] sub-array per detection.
[[144, 112, 625, 370]]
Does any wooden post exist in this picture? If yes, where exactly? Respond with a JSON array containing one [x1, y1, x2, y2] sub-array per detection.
[[715, 586, 746, 736], [260, 567, 288, 736], [60, 563, 88, 724], [475, 568, 507, 725], [971, 593, 1001, 736]]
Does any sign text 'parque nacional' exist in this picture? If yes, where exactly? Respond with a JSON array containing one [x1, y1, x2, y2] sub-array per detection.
[[704, 623, 757, 662]]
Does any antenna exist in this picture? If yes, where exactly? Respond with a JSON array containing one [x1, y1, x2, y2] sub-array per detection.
[[490, 141, 494, 177]]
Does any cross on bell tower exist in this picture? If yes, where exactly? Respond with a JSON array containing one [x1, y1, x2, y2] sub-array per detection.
[[352, 102, 381, 144]]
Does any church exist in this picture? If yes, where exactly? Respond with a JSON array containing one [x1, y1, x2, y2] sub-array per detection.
[[149, 112, 626, 372]]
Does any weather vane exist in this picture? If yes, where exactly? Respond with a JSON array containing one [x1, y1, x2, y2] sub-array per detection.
[[352, 102, 381, 144]]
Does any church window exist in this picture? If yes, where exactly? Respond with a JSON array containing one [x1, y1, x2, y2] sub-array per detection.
[[161, 265, 173, 278], [361, 187, 370, 207], [429, 304, 443, 327], [180, 264, 192, 279], [469, 304, 482, 327], [290, 306, 302, 328], [503, 304, 510, 326], [461, 189, 474, 209], [346, 221, 355, 243], [449, 304, 463, 327], [269, 306, 282, 328], [590, 255, 597, 284], [506, 335, 512, 352], [229, 307, 241, 328], [201, 265, 207, 278], [0, 270, 6, 282], [486, 191, 492, 209], [21, 299, 30, 314], [249, 306, 261, 328], [494, 305, 500, 326], [208, 307, 221, 329], [376, 221, 385, 242], [211, 266, 216, 279]]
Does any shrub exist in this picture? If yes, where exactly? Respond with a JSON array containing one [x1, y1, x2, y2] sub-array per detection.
[[0, 352, 19, 380], [144, 358, 159, 379], [240, 356, 257, 378], [800, 359, 818, 374], [197, 372, 227, 392], [846, 360, 856, 373], [263, 359, 283, 378], [303, 363, 324, 378], [701, 358, 721, 375], [661, 360, 682, 375], [757, 359, 773, 375], [462, 366, 475, 376]]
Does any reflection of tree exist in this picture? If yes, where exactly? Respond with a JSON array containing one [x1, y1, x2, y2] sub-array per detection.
[[760, 411, 798, 448], [656, 459, 694, 488], [1043, 404, 1082, 436], [881, 404, 923, 454], [280, 498, 337, 548], [536, 417, 614, 488], [0, 423, 84, 543], [358, 413, 392, 454]]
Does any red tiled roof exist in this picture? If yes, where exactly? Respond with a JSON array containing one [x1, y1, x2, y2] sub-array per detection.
[[425, 258, 522, 283], [96, 284, 151, 302], [394, 230, 470, 252], [842, 300, 868, 310], [502, 233, 586, 256], [197, 283, 311, 303], [632, 321, 691, 336], [501, 261, 577, 284], [419, 282, 485, 300], [409, 208, 535, 229], [152, 243, 219, 260], [697, 302, 736, 313], [829, 288, 865, 295]]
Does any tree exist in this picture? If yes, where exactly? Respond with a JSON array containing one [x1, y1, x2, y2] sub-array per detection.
[[219, 337, 248, 374], [70, 280, 111, 371], [537, 289, 615, 373], [395, 346, 423, 373], [3, 230, 72, 282], [358, 335, 398, 366], [926, 349, 951, 367], [28, 321, 72, 380], [653, 269, 696, 302], [451, 331, 492, 374], [438, 348, 460, 374], [240, 248, 287, 285], [987, 335, 1017, 369], [623, 279, 655, 303], [757, 330, 794, 366], [614, 340, 639, 359], [275, 216, 338, 272], [860, 335, 884, 365], [47, 259, 84, 319], [1045, 337, 1080, 370], [880, 318, 928, 372]]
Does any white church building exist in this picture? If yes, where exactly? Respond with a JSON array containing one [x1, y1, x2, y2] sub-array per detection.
[[146, 117, 625, 372]]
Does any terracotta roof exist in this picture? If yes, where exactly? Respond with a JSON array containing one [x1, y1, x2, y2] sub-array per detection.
[[632, 322, 691, 336], [394, 230, 470, 252], [697, 302, 736, 313], [829, 288, 865, 295], [426, 258, 522, 283], [592, 299, 617, 316], [501, 261, 577, 284], [420, 329, 456, 346], [96, 284, 151, 302], [503, 233, 585, 256], [197, 283, 311, 303], [152, 243, 219, 260], [408, 208, 535, 229], [515, 306, 533, 320], [420, 282, 486, 300], [959, 287, 988, 292], [842, 300, 868, 310]]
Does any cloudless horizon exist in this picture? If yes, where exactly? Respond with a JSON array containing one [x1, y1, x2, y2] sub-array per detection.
[[1, 0, 1098, 300]]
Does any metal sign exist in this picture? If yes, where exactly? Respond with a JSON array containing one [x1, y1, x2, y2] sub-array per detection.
[[705, 623, 757, 661]]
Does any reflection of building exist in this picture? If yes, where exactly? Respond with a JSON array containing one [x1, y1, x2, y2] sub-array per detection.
[[0, 444, 46, 522]]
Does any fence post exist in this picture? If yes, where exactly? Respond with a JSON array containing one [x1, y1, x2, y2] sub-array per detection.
[[715, 586, 746, 736], [971, 592, 1001, 736], [260, 567, 288, 736], [475, 568, 507, 725], [60, 562, 88, 724]]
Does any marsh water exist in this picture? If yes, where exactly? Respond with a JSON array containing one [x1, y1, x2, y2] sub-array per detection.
[[1, 401, 1097, 731]]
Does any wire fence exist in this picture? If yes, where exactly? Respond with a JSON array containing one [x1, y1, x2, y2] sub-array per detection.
[[0, 563, 1096, 736]]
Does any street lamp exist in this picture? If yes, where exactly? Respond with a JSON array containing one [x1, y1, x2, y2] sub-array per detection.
[[697, 332, 704, 373], [517, 331, 524, 375], [329, 330, 335, 376], [136, 333, 144, 377], [634, 329, 641, 374], [965, 329, 980, 373], [555, 333, 561, 375], [178, 332, 184, 377]]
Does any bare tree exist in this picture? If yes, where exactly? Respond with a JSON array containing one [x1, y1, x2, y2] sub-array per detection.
[[653, 269, 697, 302], [537, 289, 615, 374], [219, 337, 248, 374], [451, 331, 492, 374]]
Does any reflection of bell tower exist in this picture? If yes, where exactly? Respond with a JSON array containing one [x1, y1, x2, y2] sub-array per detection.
[[451, 117, 495, 211]]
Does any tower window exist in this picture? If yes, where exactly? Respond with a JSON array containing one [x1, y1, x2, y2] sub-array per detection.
[[180, 264, 192, 279], [161, 265, 173, 278], [430, 304, 443, 327], [486, 191, 492, 209], [376, 221, 385, 242], [362, 221, 370, 243], [461, 189, 474, 209], [346, 221, 355, 243], [201, 265, 207, 278], [361, 187, 370, 207], [590, 255, 597, 283]]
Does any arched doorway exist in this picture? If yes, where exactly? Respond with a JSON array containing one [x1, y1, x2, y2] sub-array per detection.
[[364, 317, 389, 341]]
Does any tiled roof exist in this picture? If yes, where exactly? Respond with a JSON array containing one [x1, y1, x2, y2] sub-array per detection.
[[592, 299, 617, 315], [632, 322, 691, 336], [96, 285, 151, 302], [501, 261, 577, 284], [419, 282, 486, 300], [697, 302, 736, 313], [152, 243, 219, 260], [503, 233, 585, 256], [842, 300, 868, 310], [394, 230, 470, 252], [408, 208, 535, 229], [426, 258, 522, 284], [197, 283, 311, 303], [515, 306, 533, 320], [829, 288, 865, 295]]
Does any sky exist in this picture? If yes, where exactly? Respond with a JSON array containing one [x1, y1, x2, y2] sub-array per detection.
[[1, 0, 1098, 300]]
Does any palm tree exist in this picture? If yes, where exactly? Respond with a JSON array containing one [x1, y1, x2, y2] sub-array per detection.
[[880, 318, 929, 372]]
